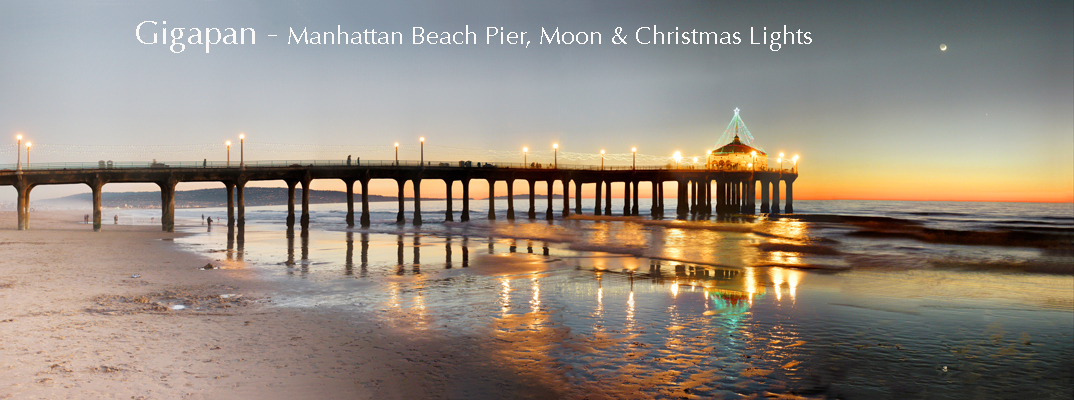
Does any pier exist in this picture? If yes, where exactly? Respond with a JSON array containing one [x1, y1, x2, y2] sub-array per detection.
[[0, 160, 796, 232]]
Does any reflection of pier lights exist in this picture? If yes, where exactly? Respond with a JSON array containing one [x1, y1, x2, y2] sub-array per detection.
[[768, 267, 801, 303], [501, 277, 511, 315], [531, 276, 541, 313]]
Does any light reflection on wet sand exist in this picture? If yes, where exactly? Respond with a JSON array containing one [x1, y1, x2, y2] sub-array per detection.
[[175, 220, 1073, 399]]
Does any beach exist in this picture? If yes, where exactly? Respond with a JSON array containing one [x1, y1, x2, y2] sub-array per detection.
[[0, 211, 568, 400], [1, 203, 1072, 399]]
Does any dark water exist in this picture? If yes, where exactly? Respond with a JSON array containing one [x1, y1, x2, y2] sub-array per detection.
[[153, 200, 1072, 399]]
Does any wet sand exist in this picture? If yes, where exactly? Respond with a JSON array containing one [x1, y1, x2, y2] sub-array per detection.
[[0, 211, 558, 399]]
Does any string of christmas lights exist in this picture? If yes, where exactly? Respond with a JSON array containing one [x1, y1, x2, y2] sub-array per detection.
[[0, 142, 729, 164]]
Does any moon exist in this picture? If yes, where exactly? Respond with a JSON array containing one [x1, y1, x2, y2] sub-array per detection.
[[940, 44, 947, 51]]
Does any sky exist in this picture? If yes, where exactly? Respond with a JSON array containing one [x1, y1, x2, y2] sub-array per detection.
[[1, 0, 1072, 204]]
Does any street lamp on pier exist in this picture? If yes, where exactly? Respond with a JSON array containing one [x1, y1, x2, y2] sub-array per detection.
[[778, 152, 784, 173], [15, 134, 22, 172], [420, 137, 425, 166], [523, 147, 528, 166], [600, 150, 605, 170], [239, 133, 245, 168], [25, 142, 31, 168], [792, 155, 799, 173], [226, 141, 231, 167], [394, 142, 399, 166], [672, 151, 682, 169], [632, 147, 636, 170], [553, 143, 558, 169]]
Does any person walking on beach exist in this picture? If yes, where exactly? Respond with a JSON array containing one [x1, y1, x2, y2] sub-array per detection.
[[84, 214, 89, 224], [202, 214, 205, 225], [206, 216, 213, 228], [114, 215, 118, 224]]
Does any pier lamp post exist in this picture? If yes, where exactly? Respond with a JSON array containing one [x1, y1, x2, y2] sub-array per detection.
[[25, 142, 31, 168], [523, 147, 528, 166], [792, 155, 799, 173], [239, 133, 244, 168], [672, 151, 682, 169], [394, 142, 399, 166], [226, 141, 231, 167], [553, 143, 558, 169], [692, 157, 698, 170], [419, 137, 425, 166], [600, 150, 605, 170], [15, 134, 22, 171], [632, 147, 636, 170], [779, 152, 784, 173]]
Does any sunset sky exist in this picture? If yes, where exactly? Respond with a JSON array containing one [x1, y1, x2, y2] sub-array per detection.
[[1, 0, 1071, 204]]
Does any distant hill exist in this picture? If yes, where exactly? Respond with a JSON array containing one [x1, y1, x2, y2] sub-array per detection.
[[38, 187, 562, 209]]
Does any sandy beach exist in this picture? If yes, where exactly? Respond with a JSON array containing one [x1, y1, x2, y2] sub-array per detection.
[[0, 211, 559, 400]]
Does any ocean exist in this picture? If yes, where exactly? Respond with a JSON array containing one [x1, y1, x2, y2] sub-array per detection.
[[118, 199, 1072, 398]]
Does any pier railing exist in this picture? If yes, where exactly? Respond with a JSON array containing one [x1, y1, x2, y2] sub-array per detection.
[[1, 160, 797, 174]]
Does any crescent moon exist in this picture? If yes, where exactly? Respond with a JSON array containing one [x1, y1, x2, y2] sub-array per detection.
[[940, 44, 947, 51]]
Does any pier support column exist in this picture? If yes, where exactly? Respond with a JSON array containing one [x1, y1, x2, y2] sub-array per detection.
[[157, 178, 177, 232], [742, 181, 750, 214], [487, 180, 496, 220], [507, 179, 516, 220], [562, 179, 570, 218], [676, 179, 688, 219], [444, 180, 454, 222], [623, 181, 631, 216], [15, 180, 33, 231], [760, 179, 770, 214], [604, 181, 612, 216], [395, 178, 406, 224], [89, 177, 104, 231], [413, 178, 422, 226], [461, 179, 471, 222], [650, 181, 659, 216], [344, 179, 355, 226], [690, 180, 697, 215], [746, 179, 756, 214], [632, 181, 640, 216], [772, 180, 781, 214], [730, 180, 738, 209], [704, 180, 712, 215], [545, 180, 554, 220], [527, 180, 536, 219], [225, 182, 235, 227], [785, 180, 794, 214], [594, 182, 602, 216], [574, 181, 583, 214], [652, 181, 661, 216], [285, 180, 297, 228], [360, 178, 371, 227], [301, 175, 311, 230], [236, 179, 246, 227]]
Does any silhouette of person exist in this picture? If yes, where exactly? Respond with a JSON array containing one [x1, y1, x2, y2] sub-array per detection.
[[114, 215, 118, 224]]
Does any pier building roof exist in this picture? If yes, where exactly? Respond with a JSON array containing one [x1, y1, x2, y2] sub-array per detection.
[[713, 135, 767, 156]]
